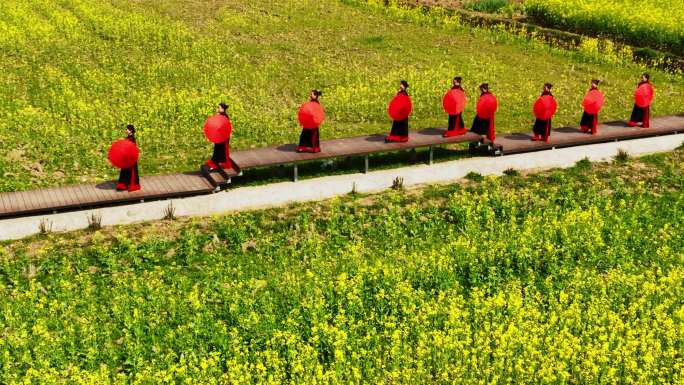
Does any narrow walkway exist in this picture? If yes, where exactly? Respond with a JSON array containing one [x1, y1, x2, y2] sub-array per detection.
[[2, 133, 682, 241], [0, 114, 682, 218]]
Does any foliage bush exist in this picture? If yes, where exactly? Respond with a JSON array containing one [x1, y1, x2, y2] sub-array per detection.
[[464, 0, 509, 13]]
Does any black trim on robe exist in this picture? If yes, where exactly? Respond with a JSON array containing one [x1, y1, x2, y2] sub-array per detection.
[[117, 135, 140, 190], [118, 163, 140, 186], [389, 119, 409, 138], [210, 111, 232, 165], [533, 118, 551, 138], [630, 81, 651, 128], [386, 90, 410, 141], [297, 127, 320, 152], [471, 115, 490, 136], [447, 113, 466, 131], [211, 140, 229, 164], [533, 90, 554, 139], [447, 84, 466, 132], [580, 112, 598, 133], [630, 104, 649, 124]]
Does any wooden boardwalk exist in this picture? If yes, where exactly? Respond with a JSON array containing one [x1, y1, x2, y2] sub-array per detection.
[[497, 115, 684, 154], [0, 173, 215, 218], [1, 114, 682, 218], [232, 129, 481, 169]]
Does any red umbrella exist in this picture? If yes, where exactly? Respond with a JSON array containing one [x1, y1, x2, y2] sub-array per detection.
[[476, 93, 497, 119], [634, 83, 654, 108], [582, 89, 605, 114], [442, 89, 467, 115], [388, 93, 413, 121], [297, 101, 326, 129], [108, 139, 139, 169], [533, 95, 558, 120], [203, 114, 232, 144]]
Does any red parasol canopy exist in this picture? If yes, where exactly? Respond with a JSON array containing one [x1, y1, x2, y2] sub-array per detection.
[[203, 114, 233, 144], [388, 93, 413, 121], [108, 139, 139, 169], [297, 101, 326, 129], [476, 93, 498, 119], [442, 89, 467, 115], [582, 89, 605, 114], [533, 95, 558, 120], [634, 83, 654, 108]]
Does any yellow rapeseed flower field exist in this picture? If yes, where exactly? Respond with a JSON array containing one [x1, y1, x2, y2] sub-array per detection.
[[525, 0, 684, 55]]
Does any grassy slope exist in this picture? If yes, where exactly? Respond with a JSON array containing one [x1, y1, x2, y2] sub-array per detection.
[[1, 149, 683, 383], [0, 0, 683, 193]]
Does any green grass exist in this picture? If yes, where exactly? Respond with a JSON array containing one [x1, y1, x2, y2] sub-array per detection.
[[1, 149, 683, 383], [0, 0, 683, 194]]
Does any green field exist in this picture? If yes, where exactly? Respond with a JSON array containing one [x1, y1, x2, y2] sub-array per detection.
[[2, 148, 683, 383], [0, 0, 683, 192], [524, 0, 684, 56]]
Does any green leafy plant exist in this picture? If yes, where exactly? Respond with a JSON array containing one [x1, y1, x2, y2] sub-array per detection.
[[466, 171, 484, 181], [464, 0, 509, 13]]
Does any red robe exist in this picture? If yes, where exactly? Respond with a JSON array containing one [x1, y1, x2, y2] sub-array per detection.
[[443, 86, 467, 137], [207, 113, 233, 170], [116, 135, 141, 192], [470, 91, 496, 142]]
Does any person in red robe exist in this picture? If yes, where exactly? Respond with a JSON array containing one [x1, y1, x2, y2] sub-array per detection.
[[470, 83, 496, 144], [580, 79, 601, 135], [297, 90, 323, 153], [532, 83, 555, 142], [385, 80, 411, 142], [116, 125, 141, 192], [628, 73, 652, 128], [443, 76, 467, 137], [206, 102, 233, 170]]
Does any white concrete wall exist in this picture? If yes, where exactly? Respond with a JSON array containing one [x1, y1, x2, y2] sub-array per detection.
[[2, 134, 683, 241]]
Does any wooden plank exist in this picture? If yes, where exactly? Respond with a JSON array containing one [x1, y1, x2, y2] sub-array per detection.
[[166, 174, 191, 194], [0, 192, 10, 214], [140, 177, 161, 196], [187, 174, 211, 191], [179, 174, 204, 194], [153, 175, 175, 194], [16, 191, 33, 212], [29, 190, 53, 212], [0, 192, 17, 214], [232, 128, 481, 169], [84, 184, 105, 206], [21, 190, 40, 212], [42, 188, 62, 209], [11, 192, 27, 213], [4, 192, 24, 214], [18, 191, 34, 211], [97, 183, 117, 204], [171, 174, 192, 192], [74, 184, 95, 206], [42, 189, 63, 209], [57, 186, 79, 209], [153, 176, 174, 194]]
